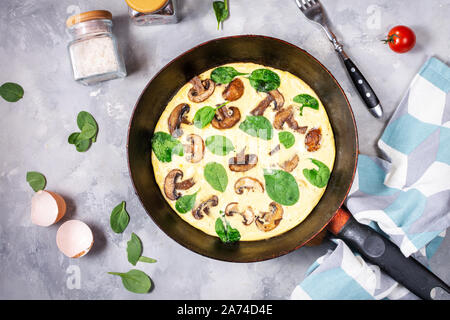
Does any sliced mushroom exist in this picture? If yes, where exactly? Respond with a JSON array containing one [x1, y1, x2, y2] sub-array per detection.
[[269, 144, 281, 156], [168, 103, 191, 138], [222, 78, 244, 101], [188, 76, 215, 103], [305, 128, 322, 152], [228, 147, 258, 172], [224, 202, 255, 225], [273, 105, 307, 134], [250, 90, 284, 116], [164, 169, 195, 201], [211, 105, 241, 129], [269, 89, 284, 110], [184, 134, 205, 163], [234, 177, 264, 195], [255, 202, 284, 232], [192, 195, 218, 220], [279, 154, 299, 172], [251, 95, 273, 116]]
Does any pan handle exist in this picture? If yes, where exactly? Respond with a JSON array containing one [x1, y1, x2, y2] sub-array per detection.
[[327, 208, 450, 300]]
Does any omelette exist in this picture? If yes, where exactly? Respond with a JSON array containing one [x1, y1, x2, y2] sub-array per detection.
[[151, 63, 335, 241]]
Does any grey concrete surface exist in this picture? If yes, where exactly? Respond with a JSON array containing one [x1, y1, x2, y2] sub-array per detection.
[[0, 0, 448, 299]]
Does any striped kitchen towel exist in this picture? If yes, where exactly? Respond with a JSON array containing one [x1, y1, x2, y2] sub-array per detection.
[[291, 57, 450, 300]]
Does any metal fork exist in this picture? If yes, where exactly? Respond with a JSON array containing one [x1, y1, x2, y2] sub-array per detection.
[[296, 0, 383, 118]]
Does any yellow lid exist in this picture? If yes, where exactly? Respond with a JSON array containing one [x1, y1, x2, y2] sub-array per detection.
[[66, 10, 112, 27], [126, 0, 168, 13]]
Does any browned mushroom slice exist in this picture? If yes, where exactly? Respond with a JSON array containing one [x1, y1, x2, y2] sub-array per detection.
[[164, 169, 195, 200], [184, 134, 205, 163], [269, 144, 281, 156], [224, 202, 240, 216], [279, 154, 300, 172], [192, 195, 218, 220], [222, 78, 244, 101], [188, 76, 215, 103], [224, 202, 255, 225], [234, 177, 264, 195], [273, 105, 307, 134], [255, 202, 284, 232], [229, 148, 258, 172], [250, 90, 284, 116], [269, 89, 284, 110], [305, 128, 322, 152], [168, 103, 191, 138], [251, 95, 273, 116], [211, 105, 241, 129]]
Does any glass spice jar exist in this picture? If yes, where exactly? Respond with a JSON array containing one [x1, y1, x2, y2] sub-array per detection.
[[126, 0, 179, 26], [66, 10, 127, 85]]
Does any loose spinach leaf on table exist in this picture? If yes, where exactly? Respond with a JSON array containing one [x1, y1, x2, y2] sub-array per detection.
[[293, 94, 319, 116], [151, 131, 184, 162], [175, 191, 198, 214], [127, 233, 157, 266], [193, 102, 229, 128], [108, 269, 152, 294], [210, 67, 246, 84], [0, 82, 24, 102], [248, 69, 280, 92], [303, 159, 331, 188], [213, 0, 229, 30], [68, 111, 98, 152], [205, 135, 235, 156], [204, 162, 228, 192], [26, 171, 46, 192], [239, 115, 273, 140], [278, 131, 295, 149], [263, 169, 299, 206], [110, 201, 130, 233], [215, 216, 240, 243]]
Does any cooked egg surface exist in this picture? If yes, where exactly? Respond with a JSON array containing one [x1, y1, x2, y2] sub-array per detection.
[[151, 63, 335, 241]]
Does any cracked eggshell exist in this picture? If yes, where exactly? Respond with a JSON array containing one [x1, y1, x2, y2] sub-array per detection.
[[31, 190, 67, 226], [56, 220, 94, 258]]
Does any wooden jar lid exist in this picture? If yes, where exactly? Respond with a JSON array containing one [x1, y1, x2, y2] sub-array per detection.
[[126, 0, 168, 13], [66, 10, 113, 28]]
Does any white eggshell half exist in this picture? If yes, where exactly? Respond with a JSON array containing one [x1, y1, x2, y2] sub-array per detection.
[[31, 190, 67, 227], [56, 220, 94, 258]]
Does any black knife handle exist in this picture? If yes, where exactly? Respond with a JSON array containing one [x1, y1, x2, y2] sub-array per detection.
[[339, 54, 383, 118], [336, 214, 450, 300]]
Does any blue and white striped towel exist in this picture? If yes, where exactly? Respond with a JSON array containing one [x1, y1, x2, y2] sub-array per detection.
[[291, 57, 450, 300]]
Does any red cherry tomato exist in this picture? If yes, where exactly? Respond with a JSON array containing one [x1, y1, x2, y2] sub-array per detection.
[[384, 25, 416, 53]]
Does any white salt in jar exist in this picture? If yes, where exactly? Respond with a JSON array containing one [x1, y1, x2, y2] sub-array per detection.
[[66, 10, 126, 85]]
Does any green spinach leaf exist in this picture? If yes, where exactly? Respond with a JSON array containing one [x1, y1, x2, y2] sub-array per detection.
[[77, 111, 98, 142], [0, 82, 24, 102], [213, 0, 229, 30], [75, 139, 91, 152], [211, 67, 246, 84], [127, 233, 157, 266], [108, 269, 152, 294], [215, 217, 240, 243], [263, 169, 299, 206], [175, 191, 198, 213], [151, 132, 184, 162], [248, 69, 280, 92], [110, 201, 130, 233], [205, 135, 235, 156], [204, 162, 228, 192], [278, 131, 295, 149], [26, 171, 46, 192], [303, 159, 331, 188], [239, 115, 273, 140], [193, 102, 229, 128], [293, 94, 319, 116]]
